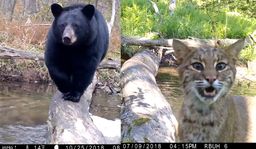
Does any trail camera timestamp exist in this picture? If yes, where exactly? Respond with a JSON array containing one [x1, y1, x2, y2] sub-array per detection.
[[169, 143, 197, 149]]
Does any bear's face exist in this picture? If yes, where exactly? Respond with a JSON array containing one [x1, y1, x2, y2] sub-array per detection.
[[51, 3, 96, 46]]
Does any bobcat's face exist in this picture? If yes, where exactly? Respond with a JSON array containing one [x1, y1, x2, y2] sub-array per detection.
[[181, 48, 235, 105], [173, 39, 244, 105]]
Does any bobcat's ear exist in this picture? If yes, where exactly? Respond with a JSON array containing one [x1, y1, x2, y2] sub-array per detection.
[[173, 39, 192, 64], [226, 39, 245, 58]]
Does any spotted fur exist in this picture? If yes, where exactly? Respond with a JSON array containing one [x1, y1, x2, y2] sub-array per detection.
[[173, 39, 256, 142]]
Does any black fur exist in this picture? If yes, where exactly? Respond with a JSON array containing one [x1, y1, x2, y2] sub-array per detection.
[[45, 3, 109, 102]]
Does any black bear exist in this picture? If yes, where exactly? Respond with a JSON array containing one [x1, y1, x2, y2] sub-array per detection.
[[45, 3, 109, 102]]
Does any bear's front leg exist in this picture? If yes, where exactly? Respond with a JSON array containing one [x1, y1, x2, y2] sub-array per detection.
[[62, 91, 83, 102], [47, 66, 72, 95], [66, 69, 95, 102]]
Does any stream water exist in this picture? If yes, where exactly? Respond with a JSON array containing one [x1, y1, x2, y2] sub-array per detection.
[[0, 66, 255, 143], [0, 82, 121, 144]]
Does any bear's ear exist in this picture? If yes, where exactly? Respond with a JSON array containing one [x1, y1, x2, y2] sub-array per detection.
[[82, 4, 95, 20], [51, 3, 63, 18]]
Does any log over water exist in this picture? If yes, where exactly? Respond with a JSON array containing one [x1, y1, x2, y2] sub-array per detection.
[[121, 50, 178, 143]]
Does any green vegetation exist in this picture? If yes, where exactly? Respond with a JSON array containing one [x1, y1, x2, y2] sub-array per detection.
[[239, 45, 256, 62], [121, 0, 256, 39], [121, 0, 256, 61], [232, 81, 256, 96]]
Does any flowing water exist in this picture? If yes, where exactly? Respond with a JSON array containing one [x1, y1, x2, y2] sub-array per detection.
[[1, 66, 255, 143], [0, 82, 121, 144]]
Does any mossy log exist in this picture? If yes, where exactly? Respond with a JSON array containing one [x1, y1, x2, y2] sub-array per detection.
[[47, 76, 106, 144], [121, 50, 178, 143]]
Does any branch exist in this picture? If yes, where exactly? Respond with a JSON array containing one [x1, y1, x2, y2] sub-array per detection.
[[21, 24, 51, 27], [148, 0, 160, 15], [121, 36, 255, 48], [98, 59, 121, 69], [121, 50, 178, 142], [122, 36, 173, 47]]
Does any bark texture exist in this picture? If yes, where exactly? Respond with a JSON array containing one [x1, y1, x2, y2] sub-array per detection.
[[121, 50, 178, 143], [47, 76, 106, 144]]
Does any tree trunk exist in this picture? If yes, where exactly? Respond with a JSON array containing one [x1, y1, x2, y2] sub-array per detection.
[[169, 0, 176, 16], [23, 0, 39, 15], [95, 0, 98, 7], [121, 50, 178, 143], [0, 0, 16, 21], [47, 76, 106, 144], [107, 0, 117, 35]]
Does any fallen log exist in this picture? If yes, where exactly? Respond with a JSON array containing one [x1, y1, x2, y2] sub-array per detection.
[[122, 36, 173, 47], [0, 45, 44, 61], [0, 45, 120, 69], [98, 59, 121, 69], [121, 36, 255, 48], [47, 75, 106, 144], [121, 50, 178, 142]]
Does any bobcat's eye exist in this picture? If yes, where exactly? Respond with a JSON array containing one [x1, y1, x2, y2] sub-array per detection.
[[216, 62, 227, 71], [192, 62, 204, 71]]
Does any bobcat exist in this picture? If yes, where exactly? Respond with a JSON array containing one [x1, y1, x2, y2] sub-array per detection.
[[173, 39, 256, 142]]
